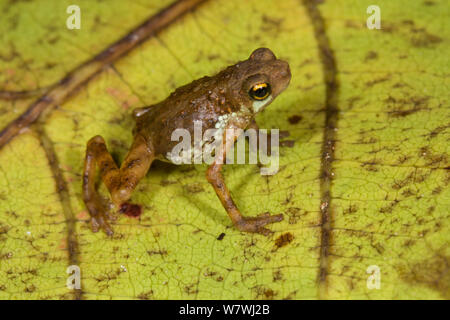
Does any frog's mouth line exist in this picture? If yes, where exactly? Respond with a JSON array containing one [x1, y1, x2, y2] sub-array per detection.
[[252, 95, 273, 113]]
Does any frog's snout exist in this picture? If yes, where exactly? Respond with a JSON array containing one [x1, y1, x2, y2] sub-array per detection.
[[279, 60, 291, 82], [275, 60, 291, 92]]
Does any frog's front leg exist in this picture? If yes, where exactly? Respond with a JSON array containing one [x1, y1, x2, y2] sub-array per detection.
[[247, 119, 290, 156], [206, 123, 283, 236], [82, 134, 154, 235]]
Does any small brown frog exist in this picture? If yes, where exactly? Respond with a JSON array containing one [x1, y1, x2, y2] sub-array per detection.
[[82, 48, 291, 236]]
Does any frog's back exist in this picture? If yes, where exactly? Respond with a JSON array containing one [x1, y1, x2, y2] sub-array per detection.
[[133, 72, 239, 159]]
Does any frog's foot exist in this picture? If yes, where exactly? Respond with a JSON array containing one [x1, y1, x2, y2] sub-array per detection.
[[85, 196, 117, 236], [235, 212, 283, 236]]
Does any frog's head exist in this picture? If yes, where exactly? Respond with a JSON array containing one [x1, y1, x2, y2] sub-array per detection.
[[228, 48, 291, 114]]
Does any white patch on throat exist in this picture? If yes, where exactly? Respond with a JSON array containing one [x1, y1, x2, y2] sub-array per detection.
[[252, 95, 273, 113]]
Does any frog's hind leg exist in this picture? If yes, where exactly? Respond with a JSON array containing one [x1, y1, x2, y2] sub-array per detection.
[[82, 134, 154, 235]]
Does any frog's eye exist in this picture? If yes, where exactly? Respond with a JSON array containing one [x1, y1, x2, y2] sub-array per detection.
[[249, 83, 271, 100]]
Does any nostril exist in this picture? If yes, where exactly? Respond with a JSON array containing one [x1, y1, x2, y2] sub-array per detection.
[[282, 67, 291, 79], [280, 62, 291, 77]]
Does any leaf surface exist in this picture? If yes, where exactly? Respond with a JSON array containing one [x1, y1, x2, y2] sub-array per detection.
[[0, 0, 448, 299]]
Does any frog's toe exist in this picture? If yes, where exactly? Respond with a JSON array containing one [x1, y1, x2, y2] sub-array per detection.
[[86, 197, 115, 236], [91, 215, 114, 236]]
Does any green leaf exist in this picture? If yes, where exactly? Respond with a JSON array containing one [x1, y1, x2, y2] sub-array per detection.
[[0, 0, 448, 299]]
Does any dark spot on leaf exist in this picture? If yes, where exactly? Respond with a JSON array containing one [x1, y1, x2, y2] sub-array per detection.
[[184, 183, 204, 194], [119, 202, 142, 218], [207, 54, 220, 61], [397, 155, 410, 164], [397, 253, 450, 299], [253, 285, 277, 300], [147, 250, 168, 256], [373, 242, 385, 254], [385, 96, 429, 117], [137, 290, 154, 300], [361, 160, 380, 172], [160, 179, 176, 186], [288, 115, 302, 124], [364, 51, 378, 61], [427, 123, 449, 139], [274, 232, 294, 248], [280, 140, 295, 148], [25, 284, 36, 293], [379, 200, 399, 213], [273, 269, 283, 281], [365, 75, 390, 87], [392, 173, 414, 190], [261, 15, 284, 34], [184, 284, 198, 295], [411, 32, 442, 47], [343, 204, 358, 214], [345, 20, 361, 29], [401, 188, 416, 197], [286, 207, 302, 224], [347, 96, 362, 110], [217, 232, 225, 240], [432, 186, 442, 195]]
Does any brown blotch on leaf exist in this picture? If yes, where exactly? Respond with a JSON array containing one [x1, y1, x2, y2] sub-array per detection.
[[286, 207, 302, 224], [274, 232, 294, 249], [160, 179, 176, 186], [217, 233, 226, 240], [345, 20, 361, 29], [379, 200, 399, 214], [288, 115, 302, 124], [261, 15, 284, 34], [347, 96, 362, 110], [119, 202, 142, 218], [147, 250, 168, 256], [397, 253, 450, 299], [25, 285, 36, 293], [427, 124, 449, 139], [365, 75, 390, 87], [184, 183, 204, 194], [392, 173, 414, 189], [343, 204, 358, 215], [361, 160, 380, 172], [411, 32, 442, 47], [397, 154, 411, 164], [273, 269, 283, 282], [385, 96, 429, 117], [254, 285, 277, 300], [184, 284, 198, 295], [432, 186, 442, 195], [137, 290, 154, 300], [401, 188, 416, 197], [280, 140, 295, 148], [364, 51, 378, 61]]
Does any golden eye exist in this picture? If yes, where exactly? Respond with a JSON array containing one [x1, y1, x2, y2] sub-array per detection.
[[249, 83, 271, 100]]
